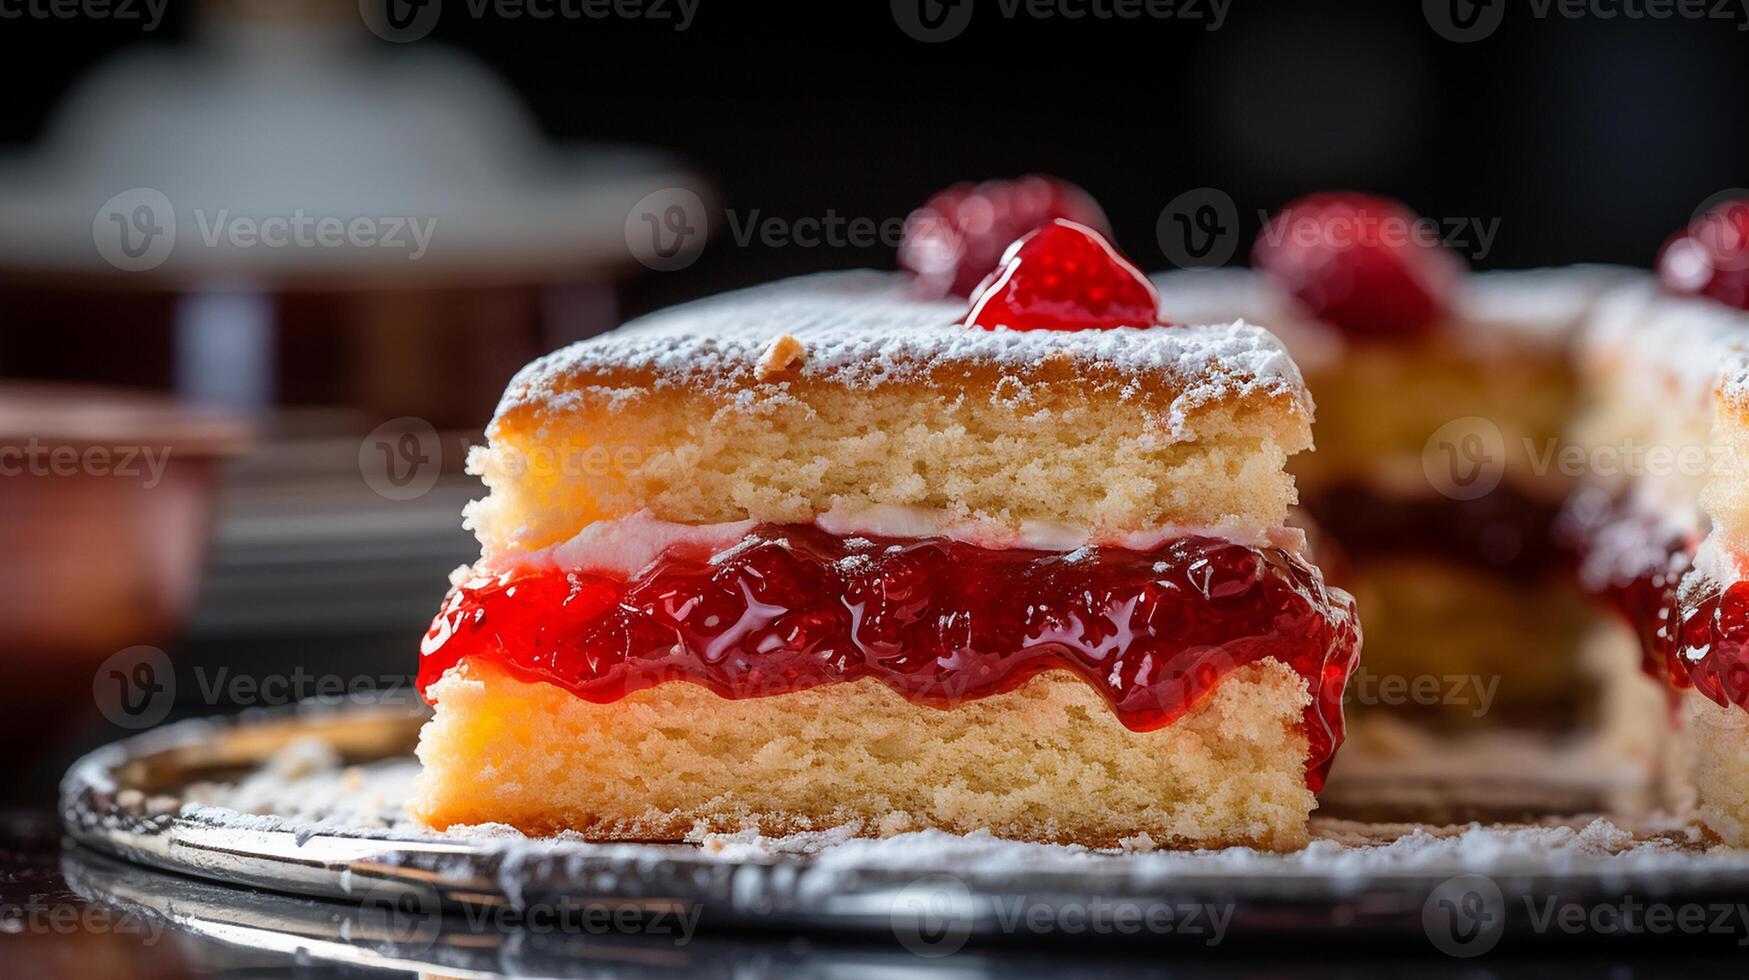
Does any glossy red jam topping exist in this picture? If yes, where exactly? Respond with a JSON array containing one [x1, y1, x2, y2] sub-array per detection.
[[901, 176, 1110, 299], [420, 527, 1360, 789], [1253, 192, 1461, 338], [1658, 198, 1749, 311], [964, 220, 1163, 332], [1669, 575, 1749, 710]]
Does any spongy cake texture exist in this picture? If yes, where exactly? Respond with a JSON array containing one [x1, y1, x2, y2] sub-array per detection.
[[1580, 282, 1749, 846], [417, 270, 1341, 851], [465, 272, 1313, 558], [1155, 267, 1611, 496], [415, 660, 1319, 851]]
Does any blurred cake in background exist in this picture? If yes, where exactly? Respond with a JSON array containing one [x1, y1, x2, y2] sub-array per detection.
[[1565, 198, 1749, 844], [1154, 194, 1640, 819]]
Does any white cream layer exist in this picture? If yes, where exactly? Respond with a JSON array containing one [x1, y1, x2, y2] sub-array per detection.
[[477, 505, 1303, 580], [1695, 534, 1745, 590]]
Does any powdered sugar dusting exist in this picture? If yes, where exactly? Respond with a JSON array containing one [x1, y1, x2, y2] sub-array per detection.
[[1153, 266, 1635, 371], [171, 742, 1747, 885], [1582, 280, 1749, 410], [495, 271, 1309, 437]]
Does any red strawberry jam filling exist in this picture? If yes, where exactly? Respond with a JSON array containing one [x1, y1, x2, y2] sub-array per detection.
[[1559, 487, 1749, 710], [1667, 572, 1749, 710], [1561, 489, 1695, 686], [419, 526, 1361, 789]]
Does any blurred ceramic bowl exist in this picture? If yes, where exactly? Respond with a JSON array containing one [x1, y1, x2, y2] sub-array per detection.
[[0, 384, 249, 772]]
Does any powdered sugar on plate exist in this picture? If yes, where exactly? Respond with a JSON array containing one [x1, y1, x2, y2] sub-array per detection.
[[172, 738, 1749, 887]]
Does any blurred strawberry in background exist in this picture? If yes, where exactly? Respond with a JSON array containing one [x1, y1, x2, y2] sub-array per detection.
[[901, 175, 1109, 299]]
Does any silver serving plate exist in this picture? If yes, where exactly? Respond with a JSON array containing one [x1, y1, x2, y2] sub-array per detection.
[[58, 696, 1749, 953]]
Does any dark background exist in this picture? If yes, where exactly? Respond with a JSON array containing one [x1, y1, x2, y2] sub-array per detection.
[[6, 0, 1746, 313], [4, 5, 1749, 973]]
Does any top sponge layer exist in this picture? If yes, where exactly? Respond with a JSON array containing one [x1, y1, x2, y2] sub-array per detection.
[[467, 272, 1316, 558]]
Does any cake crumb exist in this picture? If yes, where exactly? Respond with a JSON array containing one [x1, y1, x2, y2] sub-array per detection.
[[878, 811, 914, 837], [1119, 832, 1159, 853], [756, 334, 807, 380]]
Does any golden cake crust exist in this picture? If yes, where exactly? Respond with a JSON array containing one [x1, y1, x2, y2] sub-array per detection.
[[494, 271, 1310, 428], [467, 272, 1315, 556]]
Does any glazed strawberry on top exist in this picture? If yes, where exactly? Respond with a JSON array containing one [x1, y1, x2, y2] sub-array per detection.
[[1659, 198, 1749, 311], [901, 176, 1110, 299], [1253, 193, 1463, 338], [964, 219, 1163, 331]]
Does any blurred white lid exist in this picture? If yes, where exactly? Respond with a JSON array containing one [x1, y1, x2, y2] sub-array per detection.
[[0, 9, 709, 286]]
